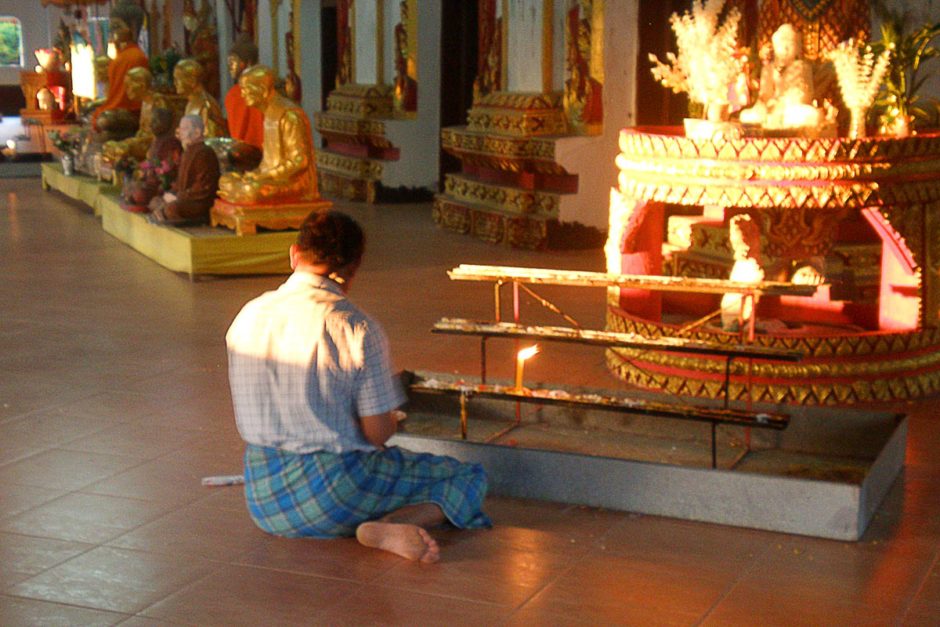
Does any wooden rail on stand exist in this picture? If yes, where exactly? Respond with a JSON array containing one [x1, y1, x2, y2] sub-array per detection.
[[408, 265, 816, 469]]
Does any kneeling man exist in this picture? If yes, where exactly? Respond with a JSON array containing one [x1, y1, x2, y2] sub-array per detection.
[[226, 210, 491, 562]]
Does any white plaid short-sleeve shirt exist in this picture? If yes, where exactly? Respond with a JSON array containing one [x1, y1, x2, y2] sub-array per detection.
[[226, 271, 406, 453]]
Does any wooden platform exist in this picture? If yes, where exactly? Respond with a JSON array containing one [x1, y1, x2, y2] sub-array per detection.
[[40, 162, 116, 216], [41, 162, 294, 277]]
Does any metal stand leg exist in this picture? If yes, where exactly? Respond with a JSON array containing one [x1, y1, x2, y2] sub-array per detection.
[[460, 392, 468, 440], [711, 421, 717, 469]]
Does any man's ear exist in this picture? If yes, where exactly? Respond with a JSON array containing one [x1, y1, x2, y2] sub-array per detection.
[[288, 244, 299, 270]]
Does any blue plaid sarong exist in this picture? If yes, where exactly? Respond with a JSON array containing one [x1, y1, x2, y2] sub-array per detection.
[[243, 444, 492, 538]]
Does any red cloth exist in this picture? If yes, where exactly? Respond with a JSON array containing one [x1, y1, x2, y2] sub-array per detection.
[[91, 44, 149, 130], [225, 84, 264, 148]]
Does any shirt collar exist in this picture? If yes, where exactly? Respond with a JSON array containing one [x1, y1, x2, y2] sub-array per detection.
[[284, 271, 346, 296]]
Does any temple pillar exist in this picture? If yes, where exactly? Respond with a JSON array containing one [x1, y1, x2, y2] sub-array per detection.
[[314, 0, 435, 201], [435, 0, 639, 248]]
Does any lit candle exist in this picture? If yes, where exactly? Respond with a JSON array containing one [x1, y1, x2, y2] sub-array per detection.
[[514, 345, 539, 390]]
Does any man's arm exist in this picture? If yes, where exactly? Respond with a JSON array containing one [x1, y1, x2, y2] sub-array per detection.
[[359, 412, 398, 448]]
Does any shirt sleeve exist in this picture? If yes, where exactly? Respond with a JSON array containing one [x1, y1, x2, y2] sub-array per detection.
[[355, 318, 407, 417]]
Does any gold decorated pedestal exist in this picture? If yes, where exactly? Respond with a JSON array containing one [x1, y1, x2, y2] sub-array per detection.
[[606, 127, 940, 405], [211, 197, 332, 236]]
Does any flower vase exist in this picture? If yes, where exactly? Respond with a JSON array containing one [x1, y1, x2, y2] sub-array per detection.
[[848, 107, 868, 139], [61, 154, 74, 176]]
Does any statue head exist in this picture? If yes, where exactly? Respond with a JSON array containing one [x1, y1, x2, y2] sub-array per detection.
[[290, 210, 366, 282], [771, 24, 803, 66], [728, 214, 761, 262], [238, 65, 276, 110], [109, 0, 145, 45], [227, 34, 259, 81], [150, 107, 175, 136], [176, 114, 205, 148], [125, 66, 153, 102], [173, 58, 205, 96]]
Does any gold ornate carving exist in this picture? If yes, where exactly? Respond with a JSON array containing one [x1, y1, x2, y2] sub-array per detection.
[[313, 113, 389, 145], [210, 197, 332, 236], [444, 174, 560, 217], [319, 170, 376, 203], [473, 0, 501, 102], [433, 196, 549, 249], [605, 308, 940, 404], [325, 83, 394, 118], [467, 91, 568, 136], [564, 0, 603, 134], [440, 128, 566, 174], [316, 151, 383, 180]]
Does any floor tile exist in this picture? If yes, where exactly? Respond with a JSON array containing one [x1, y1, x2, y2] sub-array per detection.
[[61, 421, 205, 460], [140, 563, 359, 626], [701, 582, 896, 627], [508, 552, 723, 626], [0, 594, 129, 626], [236, 534, 404, 583], [0, 493, 175, 544], [0, 533, 92, 591], [0, 483, 65, 521], [107, 499, 271, 562], [317, 586, 514, 626], [593, 514, 774, 582], [0, 449, 144, 491], [8, 546, 215, 614]]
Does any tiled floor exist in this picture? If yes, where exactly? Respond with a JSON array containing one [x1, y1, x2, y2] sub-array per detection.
[[1, 175, 939, 626]]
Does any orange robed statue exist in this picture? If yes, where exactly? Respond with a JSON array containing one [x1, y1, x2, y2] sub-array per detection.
[[225, 35, 264, 148], [212, 65, 330, 235], [91, 0, 149, 131]]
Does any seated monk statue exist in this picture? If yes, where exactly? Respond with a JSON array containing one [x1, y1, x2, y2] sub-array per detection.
[[90, 0, 149, 132], [225, 34, 264, 148], [148, 114, 221, 226], [122, 108, 182, 211], [173, 58, 227, 139], [739, 24, 823, 130], [218, 65, 320, 204], [102, 67, 169, 165]]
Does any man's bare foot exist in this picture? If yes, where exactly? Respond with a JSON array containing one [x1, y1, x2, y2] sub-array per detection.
[[356, 521, 440, 563]]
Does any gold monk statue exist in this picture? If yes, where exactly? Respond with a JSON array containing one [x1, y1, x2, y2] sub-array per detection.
[[173, 58, 227, 139], [90, 0, 148, 132], [218, 65, 320, 204], [102, 67, 168, 164]]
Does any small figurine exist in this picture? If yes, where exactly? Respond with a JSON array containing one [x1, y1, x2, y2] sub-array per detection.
[[721, 214, 765, 332]]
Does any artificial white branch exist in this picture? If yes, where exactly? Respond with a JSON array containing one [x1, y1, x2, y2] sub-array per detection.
[[649, 0, 743, 112], [830, 39, 893, 111]]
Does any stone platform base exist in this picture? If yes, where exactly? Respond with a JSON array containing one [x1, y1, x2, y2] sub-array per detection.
[[211, 197, 333, 236], [401, 372, 906, 540]]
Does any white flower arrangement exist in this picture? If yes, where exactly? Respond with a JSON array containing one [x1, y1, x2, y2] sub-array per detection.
[[648, 0, 743, 117], [829, 39, 893, 112]]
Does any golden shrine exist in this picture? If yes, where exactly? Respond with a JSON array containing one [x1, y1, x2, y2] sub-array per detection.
[[606, 127, 940, 405]]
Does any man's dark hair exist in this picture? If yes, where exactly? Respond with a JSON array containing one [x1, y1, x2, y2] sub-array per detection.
[[296, 210, 365, 270]]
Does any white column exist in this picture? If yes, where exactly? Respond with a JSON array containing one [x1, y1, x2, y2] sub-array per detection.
[[215, 0, 234, 101], [353, 0, 382, 84]]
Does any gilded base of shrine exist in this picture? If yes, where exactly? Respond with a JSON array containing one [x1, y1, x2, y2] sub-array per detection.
[[433, 195, 549, 249], [211, 197, 332, 236], [318, 170, 377, 203], [606, 306, 940, 405]]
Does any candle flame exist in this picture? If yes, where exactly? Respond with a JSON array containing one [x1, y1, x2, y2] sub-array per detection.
[[518, 345, 539, 361]]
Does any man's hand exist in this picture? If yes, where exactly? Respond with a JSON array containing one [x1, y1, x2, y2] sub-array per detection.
[[163, 192, 178, 203], [359, 412, 399, 448]]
